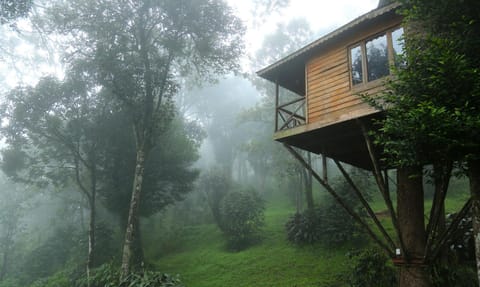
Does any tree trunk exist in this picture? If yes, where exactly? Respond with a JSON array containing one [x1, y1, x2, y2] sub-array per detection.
[[86, 192, 96, 286], [132, 216, 145, 267], [0, 240, 10, 281], [121, 147, 146, 277], [468, 159, 480, 287], [397, 166, 431, 287]]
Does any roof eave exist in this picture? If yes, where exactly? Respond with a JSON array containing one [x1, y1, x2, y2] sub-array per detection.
[[256, 2, 401, 81]]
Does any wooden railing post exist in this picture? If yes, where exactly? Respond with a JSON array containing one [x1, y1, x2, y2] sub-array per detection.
[[275, 80, 279, 132]]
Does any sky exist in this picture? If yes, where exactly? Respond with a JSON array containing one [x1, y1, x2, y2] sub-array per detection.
[[228, 0, 379, 55], [0, 0, 380, 91]]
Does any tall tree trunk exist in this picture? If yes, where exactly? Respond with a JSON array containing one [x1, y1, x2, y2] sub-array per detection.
[[397, 166, 431, 287], [132, 216, 145, 267], [121, 147, 146, 277], [0, 255, 6, 281], [468, 159, 480, 287], [0, 240, 10, 281], [433, 164, 447, 236], [86, 190, 96, 286]]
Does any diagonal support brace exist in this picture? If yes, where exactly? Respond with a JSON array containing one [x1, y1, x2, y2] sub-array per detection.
[[283, 143, 394, 257]]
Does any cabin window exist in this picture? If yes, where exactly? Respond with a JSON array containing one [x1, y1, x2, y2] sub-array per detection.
[[350, 45, 363, 85], [349, 26, 404, 87], [366, 34, 389, 81], [392, 27, 405, 66]]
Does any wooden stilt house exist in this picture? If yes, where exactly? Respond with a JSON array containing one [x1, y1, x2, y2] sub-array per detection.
[[257, 2, 403, 170]]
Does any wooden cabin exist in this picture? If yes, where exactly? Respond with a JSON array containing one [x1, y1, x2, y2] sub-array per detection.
[[257, 3, 403, 170]]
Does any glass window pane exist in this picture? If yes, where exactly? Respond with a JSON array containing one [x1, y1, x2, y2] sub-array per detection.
[[392, 27, 405, 67], [366, 34, 389, 81], [350, 45, 363, 85]]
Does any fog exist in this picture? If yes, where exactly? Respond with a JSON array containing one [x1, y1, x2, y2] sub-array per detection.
[[2, 1, 474, 286]]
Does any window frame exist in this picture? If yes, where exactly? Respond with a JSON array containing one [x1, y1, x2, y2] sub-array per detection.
[[349, 25, 404, 92]]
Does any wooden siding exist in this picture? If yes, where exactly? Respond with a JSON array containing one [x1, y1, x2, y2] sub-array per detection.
[[307, 46, 371, 125], [305, 16, 402, 129]]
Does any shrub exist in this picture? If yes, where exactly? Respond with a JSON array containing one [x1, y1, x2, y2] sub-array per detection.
[[0, 279, 21, 287], [198, 167, 231, 227], [346, 248, 397, 287], [76, 262, 184, 287], [28, 270, 71, 287], [219, 188, 265, 250], [286, 175, 368, 246], [429, 212, 476, 287], [285, 209, 322, 244]]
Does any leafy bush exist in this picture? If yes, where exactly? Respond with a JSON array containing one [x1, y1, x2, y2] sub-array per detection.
[[76, 263, 184, 287], [28, 270, 71, 287], [429, 212, 476, 287], [219, 188, 265, 250], [285, 209, 322, 244], [286, 175, 368, 246], [346, 248, 397, 287], [198, 167, 231, 227], [0, 279, 21, 287], [22, 225, 82, 283]]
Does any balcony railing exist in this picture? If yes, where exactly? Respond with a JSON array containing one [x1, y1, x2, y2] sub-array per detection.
[[275, 95, 306, 131]]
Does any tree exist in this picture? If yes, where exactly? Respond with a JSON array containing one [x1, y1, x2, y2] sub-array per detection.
[[0, 68, 109, 281], [245, 18, 314, 205], [198, 167, 232, 228], [365, 0, 480, 285], [100, 113, 203, 265], [0, 0, 32, 24], [219, 187, 265, 250], [0, 179, 28, 282], [44, 0, 244, 275]]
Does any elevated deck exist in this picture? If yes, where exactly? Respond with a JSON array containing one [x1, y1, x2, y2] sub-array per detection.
[[275, 112, 382, 170]]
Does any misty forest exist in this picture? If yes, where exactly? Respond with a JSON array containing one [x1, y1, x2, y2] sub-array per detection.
[[0, 0, 480, 286]]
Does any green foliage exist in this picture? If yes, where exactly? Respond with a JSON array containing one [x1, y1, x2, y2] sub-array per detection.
[[219, 188, 265, 250], [366, 0, 480, 167], [198, 167, 232, 227], [285, 209, 322, 244], [24, 263, 184, 287], [28, 271, 71, 287], [100, 114, 203, 220], [21, 225, 82, 283], [431, 264, 476, 287], [0, 0, 32, 24], [75, 263, 184, 287], [76, 263, 118, 287], [346, 248, 397, 287], [429, 212, 476, 286], [0, 279, 21, 287], [286, 173, 370, 246]]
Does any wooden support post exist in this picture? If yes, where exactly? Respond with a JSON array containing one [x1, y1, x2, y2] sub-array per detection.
[[335, 160, 396, 250], [322, 153, 328, 183], [429, 198, 473, 262], [283, 144, 394, 257], [358, 120, 407, 258], [424, 162, 452, 260], [275, 80, 279, 132]]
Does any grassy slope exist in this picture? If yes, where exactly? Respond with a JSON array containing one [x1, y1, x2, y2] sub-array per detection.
[[153, 178, 470, 287], [154, 199, 351, 287]]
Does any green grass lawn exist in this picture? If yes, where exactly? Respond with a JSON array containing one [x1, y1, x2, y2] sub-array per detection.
[[152, 178, 471, 287], [153, 199, 352, 287]]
